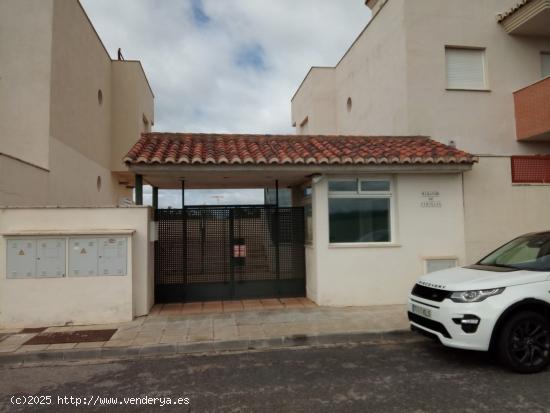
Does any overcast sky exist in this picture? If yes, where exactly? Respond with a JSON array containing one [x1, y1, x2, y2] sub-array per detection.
[[81, 0, 371, 206]]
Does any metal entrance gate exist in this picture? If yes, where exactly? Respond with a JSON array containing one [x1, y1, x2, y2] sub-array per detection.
[[154, 206, 305, 302]]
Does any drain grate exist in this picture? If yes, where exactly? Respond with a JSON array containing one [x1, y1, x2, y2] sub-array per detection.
[[23, 329, 117, 345], [20, 327, 48, 334]]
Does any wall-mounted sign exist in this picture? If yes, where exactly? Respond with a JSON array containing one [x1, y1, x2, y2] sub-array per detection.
[[421, 190, 442, 208]]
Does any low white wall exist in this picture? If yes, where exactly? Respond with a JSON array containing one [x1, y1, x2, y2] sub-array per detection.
[[309, 173, 466, 306], [0, 207, 152, 328]]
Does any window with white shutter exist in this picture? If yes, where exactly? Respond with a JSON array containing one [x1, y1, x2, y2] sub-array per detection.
[[542, 53, 550, 78], [445, 47, 487, 90]]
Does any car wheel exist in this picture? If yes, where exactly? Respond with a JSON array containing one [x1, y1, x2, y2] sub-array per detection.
[[498, 311, 550, 374]]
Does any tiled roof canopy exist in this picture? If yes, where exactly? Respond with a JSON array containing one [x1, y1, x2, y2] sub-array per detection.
[[497, 0, 532, 22], [124, 133, 475, 166]]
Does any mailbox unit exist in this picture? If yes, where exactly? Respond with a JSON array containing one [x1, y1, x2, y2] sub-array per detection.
[[69, 237, 127, 277], [4, 230, 133, 280]]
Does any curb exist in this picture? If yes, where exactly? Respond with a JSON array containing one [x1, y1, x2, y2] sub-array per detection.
[[0, 329, 415, 367]]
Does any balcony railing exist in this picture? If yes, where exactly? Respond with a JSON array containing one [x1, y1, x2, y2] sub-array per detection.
[[513, 76, 550, 141]]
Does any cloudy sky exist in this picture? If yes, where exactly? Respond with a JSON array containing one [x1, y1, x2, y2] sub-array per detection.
[[81, 0, 371, 206]]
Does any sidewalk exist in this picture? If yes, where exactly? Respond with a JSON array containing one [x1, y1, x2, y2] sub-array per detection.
[[0, 302, 412, 366]]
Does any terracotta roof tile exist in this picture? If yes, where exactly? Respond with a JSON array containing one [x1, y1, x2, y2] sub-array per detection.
[[124, 133, 476, 166]]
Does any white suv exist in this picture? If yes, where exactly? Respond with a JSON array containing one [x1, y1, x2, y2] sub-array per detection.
[[408, 232, 550, 373]]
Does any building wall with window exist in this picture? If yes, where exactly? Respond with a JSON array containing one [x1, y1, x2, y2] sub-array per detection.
[[0, 0, 154, 207], [403, 0, 550, 156], [292, 0, 550, 264], [307, 173, 466, 306]]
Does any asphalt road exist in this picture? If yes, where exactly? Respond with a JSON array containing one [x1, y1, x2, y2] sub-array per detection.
[[1, 336, 549, 413]]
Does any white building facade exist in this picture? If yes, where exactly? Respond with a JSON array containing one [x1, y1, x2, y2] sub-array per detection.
[[292, 0, 550, 264]]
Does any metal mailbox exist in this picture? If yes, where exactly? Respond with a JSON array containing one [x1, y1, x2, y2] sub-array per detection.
[[6, 239, 37, 278], [6, 235, 129, 279], [36, 238, 66, 277], [69, 237, 127, 277], [7, 238, 66, 278], [98, 237, 127, 276], [69, 238, 99, 276]]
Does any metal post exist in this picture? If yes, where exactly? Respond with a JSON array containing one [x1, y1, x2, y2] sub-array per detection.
[[135, 174, 143, 205], [181, 180, 187, 300], [181, 180, 185, 207], [275, 180, 279, 207], [229, 208, 235, 298], [152, 187, 159, 210], [275, 180, 281, 295]]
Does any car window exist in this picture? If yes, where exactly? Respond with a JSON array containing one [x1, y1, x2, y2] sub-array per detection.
[[479, 234, 550, 271]]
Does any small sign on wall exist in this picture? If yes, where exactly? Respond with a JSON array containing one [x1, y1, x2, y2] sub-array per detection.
[[420, 191, 442, 208]]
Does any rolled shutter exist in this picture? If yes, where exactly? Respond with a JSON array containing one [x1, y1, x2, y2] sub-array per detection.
[[446, 48, 486, 89]]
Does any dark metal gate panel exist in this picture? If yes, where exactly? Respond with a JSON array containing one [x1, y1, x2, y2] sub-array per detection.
[[155, 206, 305, 303]]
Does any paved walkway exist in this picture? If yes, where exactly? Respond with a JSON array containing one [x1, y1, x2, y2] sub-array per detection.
[[0, 304, 409, 365], [152, 297, 317, 316]]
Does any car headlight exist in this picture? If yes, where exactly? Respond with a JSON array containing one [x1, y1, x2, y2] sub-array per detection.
[[450, 288, 505, 303]]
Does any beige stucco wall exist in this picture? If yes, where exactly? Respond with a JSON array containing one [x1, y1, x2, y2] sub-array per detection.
[[0, 138, 131, 207], [463, 156, 550, 263], [307, 173, 466, 306], [0, 0, 154, 208], [50, 0, 112, 169], [0, 0, 53, 170], [291, 68, 336, 135], [333, 0, 409, 136], [404, 0, 550, 156], [292, 0, 550, 155], [111, 61, 155, 172], [0, 156, 50, 206], [0, 207, 152, 327], [292, 0, 550, 280], [292, 0, 409, 136]]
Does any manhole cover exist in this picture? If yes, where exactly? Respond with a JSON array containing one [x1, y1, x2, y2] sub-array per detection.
[[23, 329, 117, 345]]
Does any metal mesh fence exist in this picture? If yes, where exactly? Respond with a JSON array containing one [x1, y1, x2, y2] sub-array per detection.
[[155, 206, 305, 301]]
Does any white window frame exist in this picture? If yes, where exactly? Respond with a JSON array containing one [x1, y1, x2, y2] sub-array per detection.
[[327, 177, 396, 246], [445, 46, 489, 91]]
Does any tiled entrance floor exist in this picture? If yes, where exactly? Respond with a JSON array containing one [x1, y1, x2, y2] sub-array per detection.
[[150, 297, 317, 317]]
